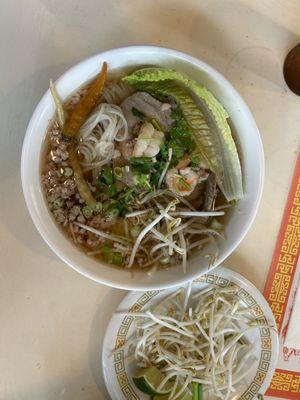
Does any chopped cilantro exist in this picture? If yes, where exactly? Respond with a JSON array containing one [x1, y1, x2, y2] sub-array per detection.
[[99, 166, 114, 185], [133, 172, 152, 189], [190, 154, 201, 168], [171, 106, 182, 121], [168, 140, 185, 162], [130, 157, 155, 174], [124, 106, 196, 190], [150, 160, 166, 187], [160, 106, 196, 166], [170, 118, 195, 152]]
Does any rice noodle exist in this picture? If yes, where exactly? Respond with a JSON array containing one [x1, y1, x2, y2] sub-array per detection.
[[77, 103, 128, 171]]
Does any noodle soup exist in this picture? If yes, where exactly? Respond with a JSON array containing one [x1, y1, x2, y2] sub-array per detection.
[[41, 64, 243, 272]]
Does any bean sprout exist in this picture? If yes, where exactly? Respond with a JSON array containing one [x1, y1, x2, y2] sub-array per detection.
[[119, 282, 273, 399]]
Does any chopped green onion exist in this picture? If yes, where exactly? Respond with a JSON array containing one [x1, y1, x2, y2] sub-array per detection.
[[130, 225, 141, 238], [100, 244, 123, 266], [150, 118, 162, 131], [133, 172, 152, 189], [123, 192, 134, 203], [82, 206, 93, 219], [52, 198, 64, 210], [106, 184, 117, 198], [192, 382, 202, 400], [63, 167, 73, 177], [99, 166, 114, 185], [106, 202, 120, 219], [113, 252, 123, 266], [93, 202, 103, 214], [210, 218, 224, 231], [100, 243, 111, 255], [107, 208, 119, 219], [114, 166, 124, 179]]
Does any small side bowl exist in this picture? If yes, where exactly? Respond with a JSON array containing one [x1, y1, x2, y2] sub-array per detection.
[[21, 46, 264, 290]]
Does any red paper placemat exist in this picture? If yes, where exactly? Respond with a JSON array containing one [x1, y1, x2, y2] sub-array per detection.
[[264, 154, 300, 399]]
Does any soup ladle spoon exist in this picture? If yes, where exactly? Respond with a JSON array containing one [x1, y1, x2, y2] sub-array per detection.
[[283, 43, 300, 95]]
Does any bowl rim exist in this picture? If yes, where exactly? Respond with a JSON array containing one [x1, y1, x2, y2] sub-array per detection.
[[21, 45, 265, 290]]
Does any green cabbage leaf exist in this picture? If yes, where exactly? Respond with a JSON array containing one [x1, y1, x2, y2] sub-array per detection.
[[123, 68, 243, 201]]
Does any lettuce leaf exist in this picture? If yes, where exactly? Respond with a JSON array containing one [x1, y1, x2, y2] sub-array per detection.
[[123, 68, 243, 201]]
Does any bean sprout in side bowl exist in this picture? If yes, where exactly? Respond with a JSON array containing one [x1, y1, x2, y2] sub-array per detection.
[[102, 267, 278, 400], [21, 46, 264, 290]]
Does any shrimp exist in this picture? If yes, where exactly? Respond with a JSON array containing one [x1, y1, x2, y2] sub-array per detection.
[[166, 167, 199, 196]]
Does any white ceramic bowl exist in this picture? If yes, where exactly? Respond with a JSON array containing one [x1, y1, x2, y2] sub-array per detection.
[[21, 46, 264, 290]]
